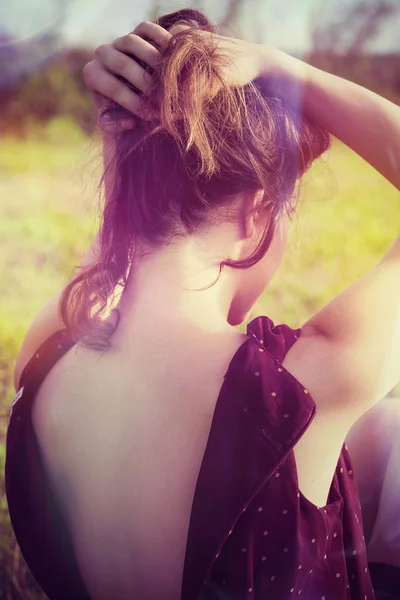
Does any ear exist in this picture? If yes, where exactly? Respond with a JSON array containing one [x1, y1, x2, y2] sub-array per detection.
[[241, 190, 265, 240], [243, 212, 256, 240]]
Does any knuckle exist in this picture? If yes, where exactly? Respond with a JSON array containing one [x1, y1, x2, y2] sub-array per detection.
[[82, 62, 95, 84], [82, 61, 91, 76], [142, 68, 152, 82], [94, 43, 107, 58], [113, 51, 130, 72], [170, 24, 189, 35], [112, 34, 124, 49], [121, 33, 136, 52], [109, 77, 124, 97], [112, 81, 131, 109], [133, 21, 147, 34]]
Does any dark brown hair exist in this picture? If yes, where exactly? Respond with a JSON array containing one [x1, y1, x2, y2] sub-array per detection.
[[60, 8, 331, 351]]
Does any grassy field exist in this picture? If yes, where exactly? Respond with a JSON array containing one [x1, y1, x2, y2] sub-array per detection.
[[0, 117, 399, 597], [1, 117, 400, 412]]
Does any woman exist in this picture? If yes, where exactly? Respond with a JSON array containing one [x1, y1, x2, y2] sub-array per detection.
[[5, 8, 400, 600]]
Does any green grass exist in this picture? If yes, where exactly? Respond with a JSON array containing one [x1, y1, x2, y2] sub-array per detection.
[[255, 139, 400, 327], [1, 119, 399, 400], [0, 118, 101, 599], [0, 120, 100, 396], [0, 117, 399, 598]]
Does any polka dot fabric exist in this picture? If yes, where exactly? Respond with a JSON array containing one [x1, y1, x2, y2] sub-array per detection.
[[4, 318, 396, 599], [205, 451, 370, 599], [183, 317, 377, 600]]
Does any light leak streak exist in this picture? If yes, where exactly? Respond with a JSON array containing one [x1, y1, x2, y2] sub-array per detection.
[[387, 146, 398, 172]]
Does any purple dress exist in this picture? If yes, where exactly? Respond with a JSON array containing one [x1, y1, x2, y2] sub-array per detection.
[[5, 316, 400, 599]]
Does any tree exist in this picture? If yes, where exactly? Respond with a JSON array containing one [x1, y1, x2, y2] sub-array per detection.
[[308, 0, 400, 105], [311, 0, 399, 55]]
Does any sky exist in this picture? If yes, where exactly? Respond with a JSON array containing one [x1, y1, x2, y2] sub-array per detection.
[[58, 0, 314, 51], [0, 0, 399, 54]]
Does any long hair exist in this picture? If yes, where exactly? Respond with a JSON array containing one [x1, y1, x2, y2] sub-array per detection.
[[60, 8, 331, 351]]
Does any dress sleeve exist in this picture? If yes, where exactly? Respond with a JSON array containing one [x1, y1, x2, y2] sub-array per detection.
[[240, 315, 316, 455], [247, 314, 302, 364]]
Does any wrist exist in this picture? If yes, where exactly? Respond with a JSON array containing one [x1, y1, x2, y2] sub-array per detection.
[[258, 47, 313, 115], [261, 47, 309, 86]]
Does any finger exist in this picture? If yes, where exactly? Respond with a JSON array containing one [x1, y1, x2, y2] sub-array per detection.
[[94, 44, 152, 93], [120, 118, 136, 130], [132, 20, 172, 49], [169, 24, 191, 35], [83, 61, 152, 119], [113, 33, 160, 69], [100, 118, 136, 135]]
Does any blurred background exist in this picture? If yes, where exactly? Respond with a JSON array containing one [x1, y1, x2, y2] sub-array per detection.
[[0, 0, 399, 597]]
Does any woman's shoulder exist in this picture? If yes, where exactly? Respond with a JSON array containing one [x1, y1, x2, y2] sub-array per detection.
[[14, 328, 74, 395], [8, 328, 78, 477]]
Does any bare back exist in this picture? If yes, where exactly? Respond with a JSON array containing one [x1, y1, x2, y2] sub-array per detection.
[[31, 323, 358, 600], [33, 331, 248, 600]]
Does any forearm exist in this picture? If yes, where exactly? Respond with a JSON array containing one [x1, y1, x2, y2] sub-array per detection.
[[271, 50, 400, 190]]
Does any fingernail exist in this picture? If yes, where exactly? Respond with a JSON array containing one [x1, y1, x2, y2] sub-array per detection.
[[121, 119, 135, 129]]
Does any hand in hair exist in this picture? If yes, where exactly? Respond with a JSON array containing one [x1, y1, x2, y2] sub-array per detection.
[[83, 16, 270, 133], [83, 21, 172, 132]]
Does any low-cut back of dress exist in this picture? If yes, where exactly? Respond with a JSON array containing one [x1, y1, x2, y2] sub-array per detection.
[[6, 316, 398, 599]]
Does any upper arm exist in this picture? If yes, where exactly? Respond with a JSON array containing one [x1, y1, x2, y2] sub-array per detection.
[[13, 235, 100, 391], [13, 291, 65, 391], [287, 234, 400, 423]]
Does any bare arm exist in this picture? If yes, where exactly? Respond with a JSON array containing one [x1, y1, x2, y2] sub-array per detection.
[[265, 51, 400, 422], [270, 50, 400, 190], [12, 233, 101, 390]]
